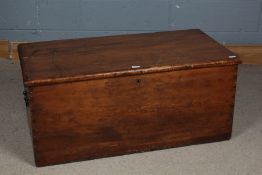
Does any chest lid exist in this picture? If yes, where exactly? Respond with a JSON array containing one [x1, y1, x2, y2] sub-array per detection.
[[18, 29, 241, 87]]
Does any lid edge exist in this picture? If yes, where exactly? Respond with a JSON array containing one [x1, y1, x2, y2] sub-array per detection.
[[24, 59, 241, 87]]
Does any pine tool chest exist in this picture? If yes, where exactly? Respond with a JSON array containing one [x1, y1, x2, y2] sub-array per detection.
[[18, 29, 241, 167]]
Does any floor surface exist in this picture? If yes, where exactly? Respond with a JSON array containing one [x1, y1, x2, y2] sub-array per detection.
[[0, 58, 261, 175]]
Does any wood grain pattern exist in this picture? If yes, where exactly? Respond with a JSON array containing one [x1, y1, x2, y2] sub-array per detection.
[[226, 45, 262, 64], [5, 43, 259, 65], [0, 40, 9, 58], [28, 65, 237, 166], [11, 41, 26, 63], [18, 30, 241, 166], [18, 29, 240, 87]]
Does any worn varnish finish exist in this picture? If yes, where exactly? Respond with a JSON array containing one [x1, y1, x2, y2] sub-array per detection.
[[18, 29, 241, 166], [18, 29, 240, 86], [226, 45, 262, 65]]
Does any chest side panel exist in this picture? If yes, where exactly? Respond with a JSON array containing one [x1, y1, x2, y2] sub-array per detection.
[[29, 65, 238, 166]]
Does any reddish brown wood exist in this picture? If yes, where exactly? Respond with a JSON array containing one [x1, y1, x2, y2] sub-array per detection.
[[28, 66, 238, 166], [18, 29, 240, 87], [18, 29, 241, 167]]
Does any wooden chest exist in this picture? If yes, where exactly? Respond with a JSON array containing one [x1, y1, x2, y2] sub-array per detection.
[[18, 29, 241, 167]]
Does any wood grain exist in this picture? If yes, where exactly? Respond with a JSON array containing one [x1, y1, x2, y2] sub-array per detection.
[[18, 29, 240, 87], [11, 41, 26, 63], [0, 40, 9, 59], [226, 45, 262, 64], [28, 65, 237, 166], [18, 30, 241, 166], [7, 43, 260, 65]]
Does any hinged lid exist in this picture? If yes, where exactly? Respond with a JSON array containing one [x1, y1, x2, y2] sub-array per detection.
[[18, 29, 241, 87]]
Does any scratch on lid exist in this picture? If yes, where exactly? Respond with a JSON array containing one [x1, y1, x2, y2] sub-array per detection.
[[132, 65, 141, 69], [228, 55, 237, 59]]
